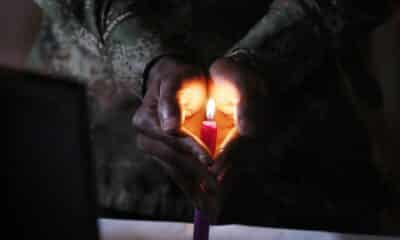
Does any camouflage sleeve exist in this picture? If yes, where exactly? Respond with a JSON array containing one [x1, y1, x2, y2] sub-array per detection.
[[227, 0, 390, 94], [33, 0, 192, 98], [100, 0, 194, 98], [33, 0, 102, 42], [32, 0, 196, 218]]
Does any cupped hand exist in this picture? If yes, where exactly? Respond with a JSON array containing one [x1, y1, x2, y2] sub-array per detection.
[[133, 56, 270, 221], [207, 57, 270, 185], [132, 56, 218, 217]]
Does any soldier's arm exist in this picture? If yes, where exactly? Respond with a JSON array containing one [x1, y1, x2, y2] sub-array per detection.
[[227, 0, 390, 94], [33, 0, 193, 99]]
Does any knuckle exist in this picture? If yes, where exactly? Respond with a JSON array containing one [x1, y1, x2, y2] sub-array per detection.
[[132, 107, 156, 132], [132, 108, 145, 129]]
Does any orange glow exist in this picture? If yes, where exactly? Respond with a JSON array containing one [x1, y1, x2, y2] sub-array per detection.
[[178, 77, 240, 158], [178, 77, 207, 152], [213, 109, 238, 158], [209, 79, 240, 116], [215, 127, 238, 158], [177, 78, 207, 123], [208, 77, 240, 157]]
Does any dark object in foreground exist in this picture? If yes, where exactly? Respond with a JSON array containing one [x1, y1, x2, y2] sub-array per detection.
[[3, 67, 99, 240]]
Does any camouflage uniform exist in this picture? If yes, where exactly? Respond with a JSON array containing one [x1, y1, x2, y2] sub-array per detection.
[[32, 0, 389, 232]]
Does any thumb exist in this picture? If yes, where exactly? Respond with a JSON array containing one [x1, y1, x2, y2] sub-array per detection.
[[158, 76, 182, 134]]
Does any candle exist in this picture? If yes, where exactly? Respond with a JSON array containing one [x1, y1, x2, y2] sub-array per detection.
[[201, 99, 217, 156], [193, 98, 217, 240]]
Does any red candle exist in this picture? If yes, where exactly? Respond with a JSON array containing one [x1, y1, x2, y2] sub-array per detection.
[[200, 99, 217, 155], [194, 98, 217, 240]]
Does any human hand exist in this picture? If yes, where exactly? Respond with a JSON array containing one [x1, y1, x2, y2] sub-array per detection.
[[207, 56, 270, 185], [132, 56, 219, 217], [133, 55, 270, 221]]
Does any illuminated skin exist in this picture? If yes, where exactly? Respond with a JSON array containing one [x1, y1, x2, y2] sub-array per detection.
[[133, 56, 269, 219], [132, 56, 218, 215], [207, 57, 269, 181]]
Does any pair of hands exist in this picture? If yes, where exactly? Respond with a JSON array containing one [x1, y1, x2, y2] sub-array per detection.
[[132, 56, 268, 220]]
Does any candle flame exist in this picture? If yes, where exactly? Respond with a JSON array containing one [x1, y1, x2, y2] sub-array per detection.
[[206, 98, 216, 120]]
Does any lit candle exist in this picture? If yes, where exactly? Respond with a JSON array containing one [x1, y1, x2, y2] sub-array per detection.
[[193, 98, 217, 240], [201, 99, 217, 156]]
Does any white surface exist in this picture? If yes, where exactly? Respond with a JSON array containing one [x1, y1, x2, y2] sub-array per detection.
[[98, 218, 399, 240]]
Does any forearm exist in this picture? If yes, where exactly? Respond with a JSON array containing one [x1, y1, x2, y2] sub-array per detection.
[[227, 0, 390, 94], [226, 0, 326, 93], [99, 1, 196, 99], [33, 0, 191, 99], [232, 0, 390, 51], [229, 0, 309, 51]]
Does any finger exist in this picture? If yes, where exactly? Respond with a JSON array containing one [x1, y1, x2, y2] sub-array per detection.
[[179, 135, 213, 165], [210, 58, 267, 137], [237, 98, 257, 137], [209, 160, 232, 184], [158, 75, 182, 134], [137, 133, 204, 188], [132, 99, 162, 136], [210, 135, 241, 183], [134, 100, 212, 164], [136, 134, 217, 195], [134, 109, 212, 164], [134, 90, 213, 166], [137, 134, 218, 211], [209, 59, 253, 136]]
